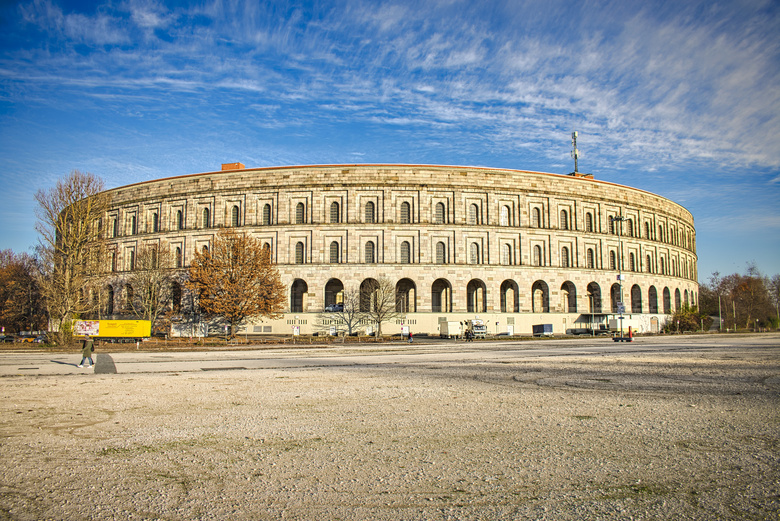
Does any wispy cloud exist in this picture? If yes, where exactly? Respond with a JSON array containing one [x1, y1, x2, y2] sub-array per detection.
[[5, 0, 777, 175]]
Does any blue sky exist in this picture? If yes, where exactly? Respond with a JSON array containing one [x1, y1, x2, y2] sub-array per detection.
[[1, 0, 778, 281]]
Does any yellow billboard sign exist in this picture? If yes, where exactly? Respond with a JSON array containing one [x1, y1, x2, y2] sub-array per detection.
[[73, 320, 152, 338]]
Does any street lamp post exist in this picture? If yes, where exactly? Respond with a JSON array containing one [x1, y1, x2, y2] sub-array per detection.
[[610, 215, 627, 341]]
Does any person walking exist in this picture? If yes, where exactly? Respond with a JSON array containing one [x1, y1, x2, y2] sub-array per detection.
[[78, 336, 95, 368]]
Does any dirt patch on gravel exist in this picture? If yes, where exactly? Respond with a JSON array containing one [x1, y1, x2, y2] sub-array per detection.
[[0, 346, 778, 520]]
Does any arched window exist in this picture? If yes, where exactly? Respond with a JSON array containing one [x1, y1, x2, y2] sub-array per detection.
[[468, 204, 479, 225], [330, 201, 340, 224], [110, 251, 116, 272], [663, 287, 671, 314], [434, 202, 445, 224], [532, 207, 541, 228], [659, 225, 665, 242], [609, 217, 615, 235], [175, 247, 182, 268], [500, 205, 510, 226], [647, 255, 653, 273], [130, 215, 137, 235], [106, 286, 114, 315], [400, 201, 411, 224], [436, 242, 446, 264], [609, 250, 616, 270], [627, 219, 634, 237], [501, 243, 511, 265], [649, 286, 658, 313], [231, 205, 240, 227], [365, 201, 375, 223], [645, 222, 651, 239], [629, 252, 636, 272], [533, 245, 542, 266], [125, 284, 134, 311], [329, 241, 339, 264], [202, 245, 209, 254], [295, 242, 305, 264], [560, 210, 568, 230], [587, 248, 594, 269], [128, 249, 135, 271], [660, 258, 666, 275], [469, 242, 479, 264], [112, 218, 118, 238], [262, 204, 272, 225], [176, 210, 183, 230], [364, 241, 375, 263], [171, 282, 182, 313], [585, 212, 593, 232], [152, 212, 159, 233], [561, 246, 570, 268], [202, 208, 210, 229], [400, 241, 411, 264], [296, 203, 305, 224]]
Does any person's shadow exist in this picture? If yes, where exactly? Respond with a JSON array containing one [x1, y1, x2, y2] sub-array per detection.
[[50, 354, 115, 373]]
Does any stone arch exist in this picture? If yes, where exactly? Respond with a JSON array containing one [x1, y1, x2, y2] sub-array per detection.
[[360, 278, 379, 312], [396, 278, 416, 312], [324, 279, 344, 309], [467, 279, 487, 313], [531, 280, 549, 313], [561, 281, 577, 313], [587, 282, 602, 313], [610, 283, 621, 313], [431, 278, 452, 312], [500, 280, 519, 313], [291, 279, 308, 313], [663, 287, 671, 314]]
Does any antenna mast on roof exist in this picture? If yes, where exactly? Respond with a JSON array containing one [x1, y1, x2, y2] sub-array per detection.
[[571, 131, 579, 173]]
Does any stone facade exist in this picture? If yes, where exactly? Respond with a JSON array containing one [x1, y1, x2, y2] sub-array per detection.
[[99, 164, 698, 336]]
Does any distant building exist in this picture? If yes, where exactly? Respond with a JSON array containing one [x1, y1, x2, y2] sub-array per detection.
[[96, 163, 698, 336]]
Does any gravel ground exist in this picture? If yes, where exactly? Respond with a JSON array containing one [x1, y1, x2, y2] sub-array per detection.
[[0, 341, 778, 520]]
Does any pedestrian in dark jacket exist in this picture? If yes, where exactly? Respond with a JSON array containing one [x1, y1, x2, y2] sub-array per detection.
[[79, 336, 94, 368]]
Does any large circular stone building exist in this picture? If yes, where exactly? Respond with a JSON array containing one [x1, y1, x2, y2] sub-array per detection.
[[101, 163, 698, 336]]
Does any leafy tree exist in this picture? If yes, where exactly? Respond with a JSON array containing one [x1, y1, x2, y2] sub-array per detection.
[[359, 276, 402, 338], [186, 229, 285, 337], [125, 244, 176, 334], [34, 170, 110, 344], [664, 305, 712, 333], [698, 264, 777, 331], [0, 250, 46, 333]]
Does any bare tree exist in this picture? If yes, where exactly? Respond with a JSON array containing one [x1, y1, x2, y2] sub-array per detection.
[[317, 288, 364, 338], [34, 170, 110, 343], [125, 244, 176, 334], [186, 229, 285, 337], [360, 276, 402, 338]]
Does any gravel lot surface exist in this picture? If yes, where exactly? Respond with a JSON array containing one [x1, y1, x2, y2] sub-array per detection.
[[0, 335, 778, 520]]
